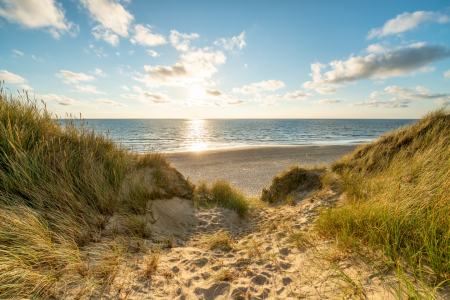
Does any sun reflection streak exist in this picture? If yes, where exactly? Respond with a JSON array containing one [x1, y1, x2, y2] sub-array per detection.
[[186, 119, 208, 151]]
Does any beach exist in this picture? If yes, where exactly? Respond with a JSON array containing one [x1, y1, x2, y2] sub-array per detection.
[[167, 144, 358, 196]]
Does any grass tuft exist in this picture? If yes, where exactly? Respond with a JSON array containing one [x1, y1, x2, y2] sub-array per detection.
[[194, 180, 251, 216], [261, 165, 321, 203]]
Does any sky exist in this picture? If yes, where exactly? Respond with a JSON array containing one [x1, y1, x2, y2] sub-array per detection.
[[0, 0, 449, 119]]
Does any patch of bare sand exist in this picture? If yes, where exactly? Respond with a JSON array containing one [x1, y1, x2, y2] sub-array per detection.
[[69, 178, 450, 300]]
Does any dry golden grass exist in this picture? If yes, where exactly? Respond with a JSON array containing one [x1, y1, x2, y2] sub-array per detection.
[[316, 108, 450, 285], [203, 231, 236, 251], [0, 85, 193, 298]]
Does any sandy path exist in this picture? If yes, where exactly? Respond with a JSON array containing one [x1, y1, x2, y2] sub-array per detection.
[[167, 145, 357, 196]]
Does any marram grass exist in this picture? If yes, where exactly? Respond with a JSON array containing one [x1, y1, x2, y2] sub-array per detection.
[[0, 85, 192, 299], [316, 109, 450, 284]]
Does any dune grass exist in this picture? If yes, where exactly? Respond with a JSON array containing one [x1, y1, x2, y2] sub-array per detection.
[[194, 180, 251, 216], [0, 86, 193, 298], [315, 109, 450, 284], [261, 164, 321, 203]]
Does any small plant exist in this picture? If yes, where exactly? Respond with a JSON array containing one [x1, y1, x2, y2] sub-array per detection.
[[286, 194, 295, 206], [288, 231, 312, 250], [203, 231, 236, 251], [123, 214, 151, 238], [142, 252, 160, 278], [194, 180, 251, 216], [211, 269, 238, 282]]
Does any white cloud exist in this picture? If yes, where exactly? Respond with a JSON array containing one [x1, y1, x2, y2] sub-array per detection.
[[146, 50, 160, 57], [38, 94, 97, 107], [121, 85, 129, 90], [135, 48, 226, 87], [302, 44, 450, 92], [361, 85, 450, 108], [368, 11, 450, 39], [122, 91, 172, 104], [214, 31, 246, 51], [445, 70, 450, 80], [92, 25, 119, 46], [312, 99, 345, 104], [243, 64, 248, 69], [205, 89, 222, 97], [351, 99, 413, 108], [169, 30, 199, 52], [261, 99, 279, 106], [283, 90, 311, 100], [97, 98, 126, 107], [12, 49, 24, 56], [55, 70, 95, 84], [374, 80, 385, 84], [0, 70, 26, 83], [80, 0, 133, 45], [315, 87, 336, 94], [0, 0, 77, 38], [227, 99, 245, 105], [202, 88, 245, 106], [93, 68, 106, 76], [72, 85, 106, 94], [130, 24, 166, 46], [366, 43, 388, 53], [18, 84, 33, 90], [232, 80, 285, 94]]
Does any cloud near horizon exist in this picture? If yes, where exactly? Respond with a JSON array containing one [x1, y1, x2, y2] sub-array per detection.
[[232, 80, 286, 94], [355, 85, 450, 108], [56, 70, 95, 84], [97, 98, 126, 107], [302, 43, 450, 93], [312, 99, 345, 104], [72, 84, 106, 94]]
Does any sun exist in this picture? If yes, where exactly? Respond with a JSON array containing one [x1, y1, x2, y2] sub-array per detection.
[[189, 84, 205, 99]]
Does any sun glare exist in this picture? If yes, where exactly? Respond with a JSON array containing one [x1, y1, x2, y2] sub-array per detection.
[[189, 85, 205, 99]]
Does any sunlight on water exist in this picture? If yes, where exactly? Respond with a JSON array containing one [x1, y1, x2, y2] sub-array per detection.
[[83, 119, 415, 153], [185, 119, 208, 151]]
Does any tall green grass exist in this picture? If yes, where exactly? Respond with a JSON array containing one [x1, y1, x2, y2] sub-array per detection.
[[0, 86, 192, 298], [316, 109, 450, 283]]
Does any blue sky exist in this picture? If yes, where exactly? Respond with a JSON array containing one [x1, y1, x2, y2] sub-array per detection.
[[0, 0, 449, 119]]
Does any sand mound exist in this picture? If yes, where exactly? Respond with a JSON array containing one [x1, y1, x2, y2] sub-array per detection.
[[261, 166, 322, 203]]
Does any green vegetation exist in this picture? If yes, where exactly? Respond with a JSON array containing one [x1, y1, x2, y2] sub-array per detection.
[[316, 109, 450, 284], [261, 164, 321, 203], [194, 180, 251, 216], [0, 86, 193, 299]]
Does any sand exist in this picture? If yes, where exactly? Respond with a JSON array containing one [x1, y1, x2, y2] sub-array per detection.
[[65, 145, 450, 300], [167, 145, 358, 196]]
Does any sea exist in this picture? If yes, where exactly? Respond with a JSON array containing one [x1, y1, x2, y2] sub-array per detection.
[[81, 119, 415, 153]]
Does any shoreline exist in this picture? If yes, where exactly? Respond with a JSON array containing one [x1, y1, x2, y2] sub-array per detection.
[[167, 144, 358, 196]]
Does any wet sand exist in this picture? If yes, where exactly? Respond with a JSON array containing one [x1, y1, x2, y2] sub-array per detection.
[[167, 145, 358, 196]]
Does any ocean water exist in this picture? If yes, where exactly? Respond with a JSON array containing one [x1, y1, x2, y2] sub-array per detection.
[[82, 119, 415, 153]]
